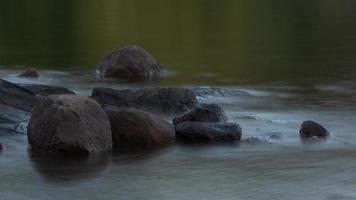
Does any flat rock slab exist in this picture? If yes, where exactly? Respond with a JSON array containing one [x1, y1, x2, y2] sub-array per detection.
[[175, 122, 242, 143], [20, 84, 75, 96], [92, 87, 198, 114]]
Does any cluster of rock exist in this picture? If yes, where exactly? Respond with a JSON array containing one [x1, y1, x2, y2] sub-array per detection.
[[0, 45, 330, 155]]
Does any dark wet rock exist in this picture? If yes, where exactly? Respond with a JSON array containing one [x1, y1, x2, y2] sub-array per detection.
[[0, 79, 40, 112], [0, 142, 3, 152], [27, 95, 112, 154], [175, 122, 242, 143], [96, 45, 163, 80], [300, 120, 329, 140], [92, 87, 198, 114], [173, 103, 228, 125], [20, 84, 75, 96], [104, 106, 175, 150], [0, 79, 41, 133], [18, 69, 40, 78]]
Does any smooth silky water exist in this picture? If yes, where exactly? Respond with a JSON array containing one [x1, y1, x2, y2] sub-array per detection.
[[1, 1, 356, 199]]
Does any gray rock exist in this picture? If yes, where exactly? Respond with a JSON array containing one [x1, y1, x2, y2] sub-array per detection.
[[175, 122, 242, 143], [0, 79, 41, 133], [173, 103, 228, 125], [300, 120, 329, 140], [0, 79, 40, 112], [96, 45, 162, 80], [18, 69, 40, 78], [20, 84, 75, 96], [27, 95, 112, 154], [104, 106, 175, 150], [92, 87, 198, 114]]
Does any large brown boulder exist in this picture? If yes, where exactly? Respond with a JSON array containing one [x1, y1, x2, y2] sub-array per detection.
[[92, 87, 198, 114], [96, 45, 163, 80], [103, 106, 175, 150], [173, 103, 228, 125], [175, 122, 242, 143], [27, 95, 112, 154]]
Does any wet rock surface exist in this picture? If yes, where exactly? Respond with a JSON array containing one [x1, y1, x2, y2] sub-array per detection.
[[0, 79, 41, 133], [300, 120, 329, 140], [173, 103, 228, 125], [104, 106, 175, 150], [27, 95, 112, 154], [96, 45, 163, 80], [92, 87, 198, 114], [20, 84, 75, 96], [175, 122, 242, 143]]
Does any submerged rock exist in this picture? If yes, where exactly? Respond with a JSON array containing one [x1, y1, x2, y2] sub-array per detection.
[[0, 79, 41, 133], [92, 87, 198, 114], [96, 45, 163, 80], [173, 103, 228, 125], [27, 95, 112, 154], [20, 84, 75, 96], [104, 106, 175, 150], [175, 122, 242, 143], [299, 120, 329, 140], [0, 79, 40, 112], [18, 69, 40, 78]]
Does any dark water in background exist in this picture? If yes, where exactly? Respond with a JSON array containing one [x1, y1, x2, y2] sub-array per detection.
[[1, 0, 356, 84], [1, 1, 356, 200]]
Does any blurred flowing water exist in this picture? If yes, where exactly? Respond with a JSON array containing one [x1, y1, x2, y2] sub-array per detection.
[[1, 0, 356, 199]]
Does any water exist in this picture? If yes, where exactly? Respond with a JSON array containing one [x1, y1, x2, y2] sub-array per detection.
[[1, 0, 356, 199]]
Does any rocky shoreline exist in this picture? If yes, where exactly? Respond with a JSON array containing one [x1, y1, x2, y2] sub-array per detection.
[[0, 45, 330, 155]]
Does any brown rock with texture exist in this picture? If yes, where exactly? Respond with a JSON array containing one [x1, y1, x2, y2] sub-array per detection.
[[27, 95, 112, 154], [104, 106, 175, 150]]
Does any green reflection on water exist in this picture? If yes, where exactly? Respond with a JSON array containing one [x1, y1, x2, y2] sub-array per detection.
[[1, 0, 356, 84]]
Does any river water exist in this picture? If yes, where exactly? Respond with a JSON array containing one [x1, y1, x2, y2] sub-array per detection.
[[1, 0, 356, 200]]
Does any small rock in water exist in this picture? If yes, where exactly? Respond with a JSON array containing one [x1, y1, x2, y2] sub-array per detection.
[[300, 120, 329, 140], [236, 115, 257, 120], [173, 103, 228, 125], [18, 69, 40, 78], [0, 142, 3, 152], [242, 137, 271, 145], [175, 122, 242, 143], [96, 45, 163, 80]]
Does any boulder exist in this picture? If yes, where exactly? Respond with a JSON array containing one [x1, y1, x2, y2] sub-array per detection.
[[175, 122, 242, 143], [18, 69, 40, 78], [20, 84, 75, 96], [92, 87, 198, 114], [103, 106, 175, 150], [173, 103, 228, 125], [96, 45, 163, 80], [27, 95, 112, 154], [299, 120, 329, 140]]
